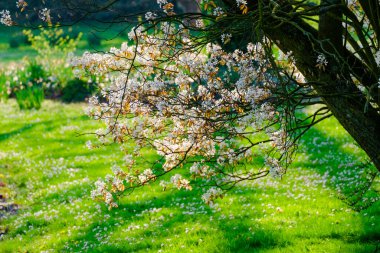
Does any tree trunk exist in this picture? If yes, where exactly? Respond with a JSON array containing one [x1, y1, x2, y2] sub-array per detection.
[[219, 0, 380, 170], [264, 18, 380, 171]]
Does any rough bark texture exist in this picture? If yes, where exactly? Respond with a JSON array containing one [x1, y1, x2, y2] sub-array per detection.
[[263, 18, 380, 171], [319, 0, 343, 54]]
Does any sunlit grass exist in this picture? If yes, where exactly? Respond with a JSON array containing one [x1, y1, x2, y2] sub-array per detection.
[[0, 100, 379, 252]]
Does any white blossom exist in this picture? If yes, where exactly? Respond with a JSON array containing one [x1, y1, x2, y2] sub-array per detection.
[[138, 169, 156, 184], [72, 25, 289, 208], [375, 50, 380, 67], [16, 0, 28, 10], [220, 33, 232, 44], [145, 12, 157, 21], [39, 8, 51, 23], [213, 7, 224, 16], [316, 54, 328, 70], [0, 10, 12, 26], [157, 0, 168, 7], [236, 0, 247, 6], [202, 187, 223, 206]]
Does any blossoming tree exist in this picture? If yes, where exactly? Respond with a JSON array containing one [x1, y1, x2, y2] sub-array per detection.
[[2, 0, 379, 208]]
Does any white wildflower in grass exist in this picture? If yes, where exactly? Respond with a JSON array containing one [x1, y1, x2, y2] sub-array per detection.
[[236, 0, 248, 13], [0, 10, 12, 26], [86, 140, 94, 150]]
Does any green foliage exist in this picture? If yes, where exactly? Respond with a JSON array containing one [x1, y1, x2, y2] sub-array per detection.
[[12, 61, 46, 110], [15, 86, 44, 110], [61, 78, 98, 102], [0, 71, 9, 101], [24, 26, 82, 59], [23, 26, 83, 88], [26, 60, 46, 81], [1, 27, 102, 106]]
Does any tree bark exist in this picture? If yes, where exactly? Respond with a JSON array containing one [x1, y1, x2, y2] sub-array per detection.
[[263, 18, 380, 171], [217, 0, 380, 170]]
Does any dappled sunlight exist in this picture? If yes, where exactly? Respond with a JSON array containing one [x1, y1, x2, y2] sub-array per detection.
[[0, 101, 378, 252]]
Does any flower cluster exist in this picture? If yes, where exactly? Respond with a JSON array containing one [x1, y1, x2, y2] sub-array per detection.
[[170, 174, 192, 190], [72, 23, 292, 208], [145, 12, 157, 21], [0, 10, 12, 26], [213, 7, 224, 16], [375, 50, 380, 67], [236, 0, 248, 14], [38, 8, 51, 23], [202, 187, 224, 207], [16, 0, 28, 11], [316, 54, 328, 70], [220, 33, 232, 44]]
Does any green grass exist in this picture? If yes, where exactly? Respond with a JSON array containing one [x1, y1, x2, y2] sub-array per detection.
[[0, 100, 379, 252]]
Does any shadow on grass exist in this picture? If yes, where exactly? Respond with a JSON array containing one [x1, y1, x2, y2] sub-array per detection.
[[0, 123, 37, 142], [45, 186, 285, 253], [291, 120, 380, 244], [23, 116, 379, 252], [2, 103, 378, 252], [0, 115, 91, 143]]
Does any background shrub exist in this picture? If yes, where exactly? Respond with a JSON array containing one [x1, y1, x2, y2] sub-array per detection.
[[15, 86, 44, 110], [11, 61, 46, 110], [23, 27, 82, 91], [61, 78, 97, 103]]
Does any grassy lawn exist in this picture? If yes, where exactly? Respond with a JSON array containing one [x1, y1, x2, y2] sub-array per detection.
[[0, 100, 379, 252]]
